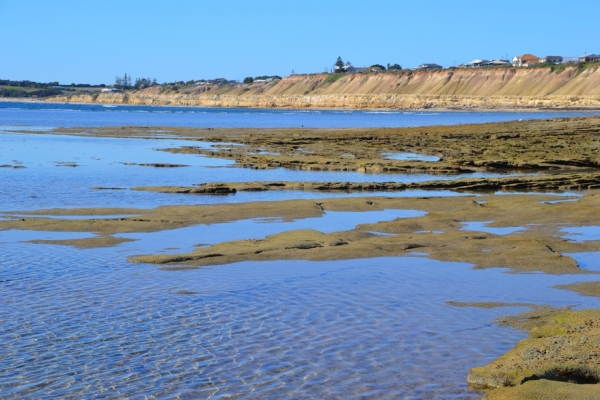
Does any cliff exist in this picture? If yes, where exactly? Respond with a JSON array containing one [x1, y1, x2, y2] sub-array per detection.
[[48, 66, 600, 110]]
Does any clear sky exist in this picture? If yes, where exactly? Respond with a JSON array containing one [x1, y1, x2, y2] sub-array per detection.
[[2, 0, 598, 84]]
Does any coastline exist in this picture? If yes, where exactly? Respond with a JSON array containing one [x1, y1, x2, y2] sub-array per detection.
[[3, 96, 600, 113]]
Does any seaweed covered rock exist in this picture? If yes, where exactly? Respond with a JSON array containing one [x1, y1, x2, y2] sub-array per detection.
[[468, 310, 600, 397]]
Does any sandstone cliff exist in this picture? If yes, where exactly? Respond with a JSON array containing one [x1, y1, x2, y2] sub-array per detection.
[[48, 66, 600, 110]]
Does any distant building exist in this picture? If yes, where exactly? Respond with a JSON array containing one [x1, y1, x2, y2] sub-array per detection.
[[101, 88, 121, 93], [580, 54, 600, 63], [340, 63, 369, 73], [470, 59, 490, 68], [416, 63, 443, 70], [512, 54, 541, 67], [344, 66, 368, 73], [541, 56, 563, 64], [461, 59, 510, 68], [488, 59, 511, 66]]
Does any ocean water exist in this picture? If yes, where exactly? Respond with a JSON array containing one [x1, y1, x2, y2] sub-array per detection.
[[1, 106, 600, 398], [1, 101, 599, 128]]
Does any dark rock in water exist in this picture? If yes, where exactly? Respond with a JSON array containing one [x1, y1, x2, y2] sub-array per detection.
[[121, 162, 190, 167], [176, 290, 197, 295], [55, 162, 79, 167], [0, 164, 27, 168]]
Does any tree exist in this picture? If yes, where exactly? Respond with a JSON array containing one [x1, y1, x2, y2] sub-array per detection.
[[243, 77, 254, 84], [389, 63, 402, 70], [334, 56, 345, 72], [370, 64, 386, 71]]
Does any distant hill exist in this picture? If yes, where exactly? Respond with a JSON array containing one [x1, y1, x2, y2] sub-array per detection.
[[46, 66, 600, 110]]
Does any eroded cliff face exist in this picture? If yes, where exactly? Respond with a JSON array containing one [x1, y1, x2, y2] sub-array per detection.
[[48, 66, 600, 109]]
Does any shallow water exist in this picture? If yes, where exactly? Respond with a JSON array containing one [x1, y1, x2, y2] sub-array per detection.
[[2, 108, 600, 397], [0, 132, 529, 210], [3, 242, 600, 399], [382, 152, 441, 162], [562, 226, 600, 242], [0, 229, 96, 243], [461, 221, 526, 236], [114, 209, 426, 254], [567, 252, 600, 272]]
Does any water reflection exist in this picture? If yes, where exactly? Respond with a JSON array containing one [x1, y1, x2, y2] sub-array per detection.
[[461, 221, 525, 236], [562, 226, 600, 242], [382, 152, 440, 162]]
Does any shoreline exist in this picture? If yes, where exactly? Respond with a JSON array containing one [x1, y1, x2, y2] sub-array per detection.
[[3, 96, 600, 113]]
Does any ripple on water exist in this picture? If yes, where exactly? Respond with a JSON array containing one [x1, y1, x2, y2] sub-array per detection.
[[2, 242, 600, 398]]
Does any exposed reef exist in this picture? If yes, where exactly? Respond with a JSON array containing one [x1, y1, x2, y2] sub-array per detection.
[[5, 193, 600, 274], [132, 172, 600, 194], [121, 162, 190, 167], [468, 309, 600, 398], [27, 236, 135, 248], [51, 116, 600, 176]]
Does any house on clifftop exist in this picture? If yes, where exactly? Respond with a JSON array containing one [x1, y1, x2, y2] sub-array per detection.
[[512, 54, 541, 67], [416, 63, 443, 70], [580, 54, 600, 63], [541, 56, 563, 64]]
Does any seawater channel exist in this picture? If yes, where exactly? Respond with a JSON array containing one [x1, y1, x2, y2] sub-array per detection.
[[2, 106, 600, 398]]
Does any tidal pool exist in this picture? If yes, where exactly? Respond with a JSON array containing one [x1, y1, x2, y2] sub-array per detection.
[[382, 152, 441, 162], [567, 252, 600, 272], [461, 221, 526, 236], [562, 226, 600, 242], [115, 209, 426, 254]]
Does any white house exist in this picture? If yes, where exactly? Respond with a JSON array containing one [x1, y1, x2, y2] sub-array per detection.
[[512, 54, 541, 67]]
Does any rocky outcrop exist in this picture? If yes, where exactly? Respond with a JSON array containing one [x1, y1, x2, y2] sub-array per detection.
[[47, 66, 600, 110], [132, 172, 600, 194], [468, 309, 600, 398]]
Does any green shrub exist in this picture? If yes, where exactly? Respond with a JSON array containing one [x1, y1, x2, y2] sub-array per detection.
[[324, 74, 344, 84]]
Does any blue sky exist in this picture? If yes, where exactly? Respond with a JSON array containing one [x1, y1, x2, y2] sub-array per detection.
[[2, 0, 598, 84]]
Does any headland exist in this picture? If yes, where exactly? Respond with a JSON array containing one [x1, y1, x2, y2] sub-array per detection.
[[43, 66, 600, 110]]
